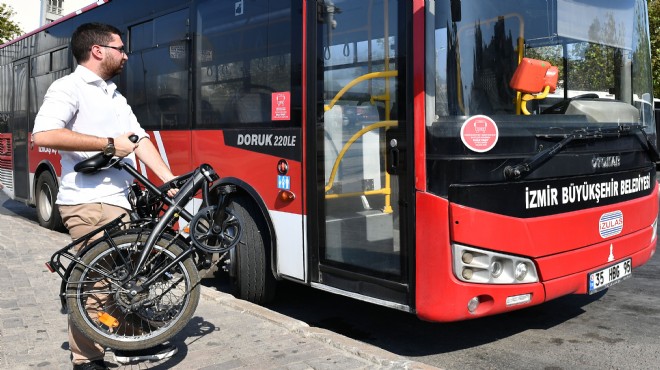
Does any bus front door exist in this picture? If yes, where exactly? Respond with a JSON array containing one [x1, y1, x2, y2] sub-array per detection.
[[311, 0, 410, 308]]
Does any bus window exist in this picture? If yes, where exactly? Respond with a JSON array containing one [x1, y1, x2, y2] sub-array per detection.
[[30, 48, 70, 129], [31, 54, 50, 77], [126, 9, 190, 130], [0, 65, 9, 133], [194, 0, 293, 128], [51, 48, 69, 72]]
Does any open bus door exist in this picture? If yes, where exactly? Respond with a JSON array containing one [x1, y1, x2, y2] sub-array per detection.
[[309, 0, 412, 309], [11, 59, 29, 201]]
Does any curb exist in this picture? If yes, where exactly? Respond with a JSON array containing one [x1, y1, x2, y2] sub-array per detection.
[[200, 288, 439, 370]]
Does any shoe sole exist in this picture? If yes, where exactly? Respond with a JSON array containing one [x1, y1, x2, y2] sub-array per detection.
[[113, 348, 177, 364]]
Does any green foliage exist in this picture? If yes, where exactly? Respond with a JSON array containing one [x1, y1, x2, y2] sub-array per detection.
[[0, 3, 22, 44]]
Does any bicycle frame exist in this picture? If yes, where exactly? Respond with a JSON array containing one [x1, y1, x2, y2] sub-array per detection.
[[46, 159, 223, 307]]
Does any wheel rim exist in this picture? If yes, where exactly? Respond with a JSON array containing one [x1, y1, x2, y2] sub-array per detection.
[[74, 241, 193, 343], [37, 185, 53, 222]]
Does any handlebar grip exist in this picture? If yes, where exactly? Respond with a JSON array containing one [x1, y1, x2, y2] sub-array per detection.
[[129, 134, 139, 143]]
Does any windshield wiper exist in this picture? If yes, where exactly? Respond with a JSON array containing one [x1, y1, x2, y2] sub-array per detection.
[[632, 125, 660, 165], [503, 125, 639, 181]]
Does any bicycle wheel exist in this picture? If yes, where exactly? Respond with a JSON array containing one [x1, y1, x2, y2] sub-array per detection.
[[66, 232, 200, 351]]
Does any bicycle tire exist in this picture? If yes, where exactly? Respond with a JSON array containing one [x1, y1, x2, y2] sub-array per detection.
[[66, 233, 200, 351]]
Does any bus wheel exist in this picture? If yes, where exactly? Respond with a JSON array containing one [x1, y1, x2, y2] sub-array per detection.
[[35, 172, 64, 231], [229, 195, 276, 304]]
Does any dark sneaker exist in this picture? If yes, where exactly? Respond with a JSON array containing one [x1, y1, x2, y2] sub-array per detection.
[[72, 359, 108, 370], [113, 344, 178, 364]]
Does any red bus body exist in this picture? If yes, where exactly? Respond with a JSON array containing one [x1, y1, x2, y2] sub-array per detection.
[[0, 0, 657, 322]]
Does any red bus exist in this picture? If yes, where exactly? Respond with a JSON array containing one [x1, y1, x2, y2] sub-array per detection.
[[0, 0, 657, 321]]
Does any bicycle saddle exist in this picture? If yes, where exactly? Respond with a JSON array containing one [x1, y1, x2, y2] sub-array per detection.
[[74, 135, 138, 174], [74, 153, 114, 174]]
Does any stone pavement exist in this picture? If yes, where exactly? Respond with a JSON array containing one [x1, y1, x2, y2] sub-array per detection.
[[0, 197, 436, 370]]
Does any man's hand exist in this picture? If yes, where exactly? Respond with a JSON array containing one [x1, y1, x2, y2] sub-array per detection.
[[114, 132, 139, 157]]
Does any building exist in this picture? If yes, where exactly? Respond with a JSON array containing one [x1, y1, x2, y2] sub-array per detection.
[[2, 0, 95, 34], [42, 0, 64, 24]]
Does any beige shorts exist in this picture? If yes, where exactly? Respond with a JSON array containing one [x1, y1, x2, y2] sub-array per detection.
[[58, 203, 130, 364], [59, 203, 129, 245]]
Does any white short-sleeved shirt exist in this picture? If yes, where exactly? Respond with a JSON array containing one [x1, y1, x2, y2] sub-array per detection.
[[33, 65, 148, 209]]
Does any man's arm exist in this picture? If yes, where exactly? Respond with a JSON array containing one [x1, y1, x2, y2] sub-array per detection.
[[133, 138, 175, 183], [33, 129, 138, 157]]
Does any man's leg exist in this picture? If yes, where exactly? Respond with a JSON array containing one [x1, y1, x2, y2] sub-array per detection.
[[59, 203, 129, 366]]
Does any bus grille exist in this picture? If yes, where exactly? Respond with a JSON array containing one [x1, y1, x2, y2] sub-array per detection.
[[0, 134, 13, 192]]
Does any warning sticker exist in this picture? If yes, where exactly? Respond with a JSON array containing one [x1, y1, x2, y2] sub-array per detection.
[[460, 115, 499, 153], [272, 92, 291, 121]]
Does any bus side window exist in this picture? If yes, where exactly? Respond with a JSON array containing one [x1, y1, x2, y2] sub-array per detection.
[[30, 48, 70, 129], [195, 0, 293, 128], [236, 92, 271, 123], [126, 10, 189, 131]]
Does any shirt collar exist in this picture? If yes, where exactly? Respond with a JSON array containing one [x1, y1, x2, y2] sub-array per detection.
[[74, 65, 117, 94]]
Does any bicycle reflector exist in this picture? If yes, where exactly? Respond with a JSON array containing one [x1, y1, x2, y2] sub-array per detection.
[[98, 311, 119, 328], [45, 262, 55, 273]]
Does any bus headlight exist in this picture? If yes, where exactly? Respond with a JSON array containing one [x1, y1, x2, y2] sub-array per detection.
[[452, 244, 539, 284], [490, 260, 504, 278], [514, 262, 528, 281]]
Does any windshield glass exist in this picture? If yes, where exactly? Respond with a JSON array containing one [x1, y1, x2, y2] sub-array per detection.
[[429, 0, 654, 129]]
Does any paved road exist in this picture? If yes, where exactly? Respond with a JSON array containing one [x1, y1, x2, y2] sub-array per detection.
[[0, 194, 432, 370], [225, 238, 660, 369]]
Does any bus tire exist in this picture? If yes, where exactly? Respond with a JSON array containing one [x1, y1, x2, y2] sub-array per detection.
[[230, 195, 276, 304], [35, 171, 64, 231]]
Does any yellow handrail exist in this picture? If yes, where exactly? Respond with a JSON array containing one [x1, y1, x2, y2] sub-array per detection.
[[324, 71, 399, 112], [515, 36, 525, 114], [324, 120, 398, 212], [323, 68, 398, 213], [520, 85, 551, 115]]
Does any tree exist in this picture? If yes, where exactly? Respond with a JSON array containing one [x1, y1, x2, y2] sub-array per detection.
[[0, 3, 22, 43]]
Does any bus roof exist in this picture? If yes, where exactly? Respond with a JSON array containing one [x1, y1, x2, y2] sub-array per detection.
[[0, 0, 111, 48]]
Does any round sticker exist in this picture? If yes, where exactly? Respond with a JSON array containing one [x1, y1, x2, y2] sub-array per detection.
[[460, 115, 499, 153]]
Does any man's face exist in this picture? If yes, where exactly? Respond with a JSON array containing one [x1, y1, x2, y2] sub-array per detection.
[[99, 33, 128, 79]]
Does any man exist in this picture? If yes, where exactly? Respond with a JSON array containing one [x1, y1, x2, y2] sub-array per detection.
[[33, 23, 177, 370]]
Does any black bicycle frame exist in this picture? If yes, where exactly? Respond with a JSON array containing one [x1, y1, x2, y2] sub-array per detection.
[[47, 159, 220, 302], [117, 161, 217, 288]]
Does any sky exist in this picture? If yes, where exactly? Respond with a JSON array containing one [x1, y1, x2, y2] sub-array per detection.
[[2, 0, 96, 35]]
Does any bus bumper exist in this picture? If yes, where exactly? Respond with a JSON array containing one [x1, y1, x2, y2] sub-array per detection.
[[416, 233, 655, 322], [541, 229, 656, 300], [415, 191, 658, 322]]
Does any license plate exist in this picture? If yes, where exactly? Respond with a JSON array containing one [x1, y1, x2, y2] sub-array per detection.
[[588, 258, 632, 294]]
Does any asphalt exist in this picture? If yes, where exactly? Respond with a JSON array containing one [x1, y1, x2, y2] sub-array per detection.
[[0, 195, 437, 370]]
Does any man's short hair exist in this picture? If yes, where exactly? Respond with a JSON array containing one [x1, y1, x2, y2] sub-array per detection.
[[71, 23, 122, 63]]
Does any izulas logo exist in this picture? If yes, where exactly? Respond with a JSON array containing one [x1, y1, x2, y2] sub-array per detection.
[[599, 210, 623, 238]]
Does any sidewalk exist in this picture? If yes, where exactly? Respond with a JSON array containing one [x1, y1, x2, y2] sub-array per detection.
[[0, 199, 436, 370]]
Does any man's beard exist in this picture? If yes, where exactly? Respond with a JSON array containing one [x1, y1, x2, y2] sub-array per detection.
[[101, 59, 124, 80]]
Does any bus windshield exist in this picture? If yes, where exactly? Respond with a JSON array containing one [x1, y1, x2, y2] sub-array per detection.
[[430, 0, 654, 129]]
